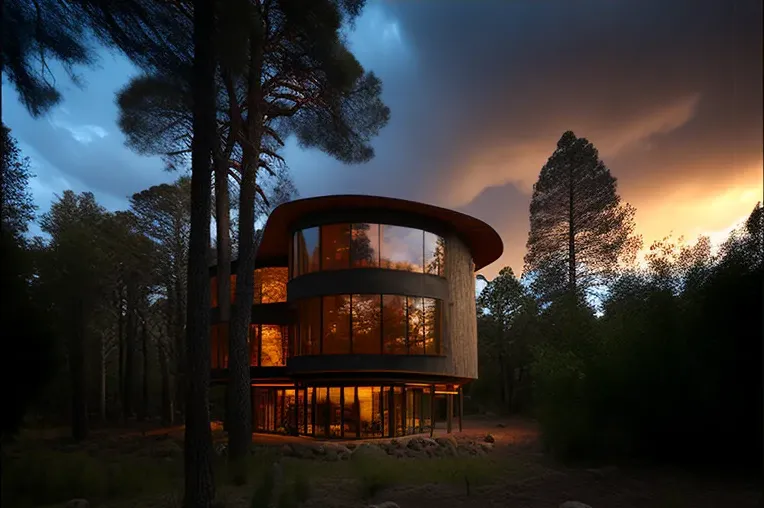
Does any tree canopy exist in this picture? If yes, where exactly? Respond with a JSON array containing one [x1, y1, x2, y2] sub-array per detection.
[[524, 131, 641, 303]]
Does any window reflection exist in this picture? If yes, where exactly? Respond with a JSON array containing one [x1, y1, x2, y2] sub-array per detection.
[[298, 298, 321, 356], [382, 295, 407, 354], [210, 323, 229, 368], [380, 225, 424, 272], [352, 294, 381, 354], [294, 228, 320, 277], [290, 223, 445, 278], [321, 224, 350, 270], [255, 267, 287, 303], [407, 297, 425, 354], [260, 325, 286, 366], [322, 295, 351, 354], [424, 298, 442, 355], [424, 232, 445, 276], [294, 294, 442, 357], [351, 223, 379, 267]]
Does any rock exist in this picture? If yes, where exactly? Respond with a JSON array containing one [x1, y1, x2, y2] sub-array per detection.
[[314, 444, 326, 455], [65, 500, 89, 508], [214, 442, 228, 457], [367, 503, 400, 508], [435, 436, 458, 448], [346, 443, 357, 450], [350, 442, 388, 461], [560, 502, 593, 508], [484, 433, 495, 443], [324, 448, 338, 461], [496, 423, 507, 428], [421, 437, 439, 447], [406, 438, 423, 451], [479, 442, 494, 452]]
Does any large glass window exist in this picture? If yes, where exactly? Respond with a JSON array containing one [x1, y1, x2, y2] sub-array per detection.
[[249, 324, 260, 366], [210, 323, 229, 368], [321, 224, 350, 270], [382, 295, 407, 354], [291, 223, 445, 278], [352, 294, 381, 354], [294, 294, 442, 356], [407, 297, 425, 355], [260, 325, 287, 366], [424, 298, 442, 355], [424, 232, 445, 276], [294, 227, 320, 277], [298, 298, 321, 356], [255, 267, 287, 303], [322, 295, 351, 354], [351, 223, 380, 267], [380, 225, 423, 272]]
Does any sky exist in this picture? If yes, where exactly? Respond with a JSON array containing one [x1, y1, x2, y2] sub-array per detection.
[[2, 0, 762, 280]]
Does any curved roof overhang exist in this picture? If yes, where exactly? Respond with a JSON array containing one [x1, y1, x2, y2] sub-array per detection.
[[255, 194, 503, 272]]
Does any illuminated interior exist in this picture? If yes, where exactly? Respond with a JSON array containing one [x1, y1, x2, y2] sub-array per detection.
[[211, 323, 289, 368], [251, 383, 443, 438], [292, 223, 446, 278], [210, 267, 288, 307], [294, 294, 443, 356]]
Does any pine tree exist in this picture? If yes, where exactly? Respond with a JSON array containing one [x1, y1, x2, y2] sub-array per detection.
[[524, 131, 641, 303]]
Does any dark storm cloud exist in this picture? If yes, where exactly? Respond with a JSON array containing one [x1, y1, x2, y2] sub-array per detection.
[[289, 0, 762, 276]]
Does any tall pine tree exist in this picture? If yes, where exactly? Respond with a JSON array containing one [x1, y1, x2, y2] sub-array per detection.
[[524, 131, 641, 303]]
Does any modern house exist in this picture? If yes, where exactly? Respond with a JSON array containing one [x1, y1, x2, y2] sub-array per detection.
[[209, 195, 503, 439]]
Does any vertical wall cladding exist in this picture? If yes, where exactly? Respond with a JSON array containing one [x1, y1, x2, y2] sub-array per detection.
[[444, 234, 478, 379]]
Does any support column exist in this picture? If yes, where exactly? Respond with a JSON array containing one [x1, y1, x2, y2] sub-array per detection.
[[458, 386, 464, 432], [429, 385, 436, 437], [446, 393, 453, 434]]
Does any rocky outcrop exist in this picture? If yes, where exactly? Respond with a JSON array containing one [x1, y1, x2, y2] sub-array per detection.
[[277, 434, 495, 461]]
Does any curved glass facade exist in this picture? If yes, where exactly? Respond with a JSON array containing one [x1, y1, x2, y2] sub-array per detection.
[[295, 294, 443, 356], [291, 223, 446, 278]]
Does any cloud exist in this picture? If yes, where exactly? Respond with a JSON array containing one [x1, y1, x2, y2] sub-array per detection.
[[3, 0, 760, 279]]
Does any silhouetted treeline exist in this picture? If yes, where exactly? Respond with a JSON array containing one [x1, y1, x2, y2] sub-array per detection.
[[473, 131, 762, 471]]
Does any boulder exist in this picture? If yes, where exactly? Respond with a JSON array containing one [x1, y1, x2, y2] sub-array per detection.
[[484, 433, 495, 443], [560, 502, 593, 508], [350, 442, 388, 461]]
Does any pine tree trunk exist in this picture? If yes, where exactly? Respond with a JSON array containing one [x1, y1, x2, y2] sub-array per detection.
[[215, 159, 232, 431], [184, 0, 217, 504], [71, 299, 89, 441], [159, 340, 174, 426], [140, 317, 149, 421], [568, 164, 576, 294], [100, 332, 107, 422], [118, 289, 125, 418], [124, 303, 136, 419], [174, 274, 186, 418], [227, 26, 262, 469]]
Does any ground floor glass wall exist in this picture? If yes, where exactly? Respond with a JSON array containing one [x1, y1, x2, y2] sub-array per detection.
[[252, 384, 446, 438]]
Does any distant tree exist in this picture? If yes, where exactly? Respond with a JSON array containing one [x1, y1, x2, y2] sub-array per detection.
[[130, 177, 191, 420], [476, 268, 538, 412], [524, 131, 641, 303], [1, 125, 36, 239], [38, 191, 111, 440]]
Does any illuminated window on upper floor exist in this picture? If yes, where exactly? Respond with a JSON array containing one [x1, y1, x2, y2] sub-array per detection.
[[294, 294, 443, 356], [290, 223, 446, 278], [210, 267, 287, 308]]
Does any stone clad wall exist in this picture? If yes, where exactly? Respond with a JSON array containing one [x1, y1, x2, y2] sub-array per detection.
[[443, 234, 478, 379]]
